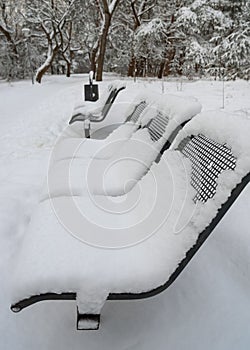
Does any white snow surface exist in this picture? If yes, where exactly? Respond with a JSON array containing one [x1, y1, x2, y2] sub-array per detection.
[[52, 92, 201, 165], [1, 75, 250, 349], [65, 88, 159, 139], [50, 91, 157, 164], [50, 122, 140, 164], [43, 93, 201, 199], [10, 110, 250, 311], [42, 128, 157, 199]]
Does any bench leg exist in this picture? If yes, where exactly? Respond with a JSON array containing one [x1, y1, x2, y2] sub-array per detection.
[[77, 310, 100, 330], [76, 290, 108, 330]]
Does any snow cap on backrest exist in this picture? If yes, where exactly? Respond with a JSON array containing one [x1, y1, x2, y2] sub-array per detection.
[[140, 94, 202, 127], [137, 94, 202, 150], [158, 111, 250, 233], [107, 80, 126, 91], [172, 111, 250, 165], [120, 91, 160, 125]]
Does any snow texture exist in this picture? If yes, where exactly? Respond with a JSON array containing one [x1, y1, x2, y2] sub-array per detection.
[[42, 94, 201, 199], [1, 75, 250, 349], [10, 109, 250, 320], [50, 122, 139, 164], [63, 86, 155, 139], [50, 90, 157, 164]]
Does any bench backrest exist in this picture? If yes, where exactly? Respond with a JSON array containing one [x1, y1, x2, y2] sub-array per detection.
[[125, 101, 148, 123], [146, 111, 170, 142], [178, 134, 237, 203], [101, 86, 126, 119]]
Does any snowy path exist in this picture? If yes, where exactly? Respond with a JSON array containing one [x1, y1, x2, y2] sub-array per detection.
[[0, 76, 250, 350]]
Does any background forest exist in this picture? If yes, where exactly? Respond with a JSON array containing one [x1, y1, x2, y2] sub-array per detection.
[[0, 0, 249, 83]]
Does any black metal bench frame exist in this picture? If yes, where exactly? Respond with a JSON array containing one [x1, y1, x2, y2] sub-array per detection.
[[69, 85, 126, 125], [10, 171, 250, 309], [11, 129, 250, 330]]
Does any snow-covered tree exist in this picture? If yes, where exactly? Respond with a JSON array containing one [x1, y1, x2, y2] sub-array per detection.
[[0, 0, 25, 79], [105, 2, 133, 75], [94, 0, 121, 81], [210, 0, 250, 80], [0, 0, 249, 81], [26, 0, 79, 83], [175, 0, 229, 77], [125, 0, 157, 77]]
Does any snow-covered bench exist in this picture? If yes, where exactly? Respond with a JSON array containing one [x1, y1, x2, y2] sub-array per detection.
[[50, 94, 151, 165], [68, 81, 126, 138], [11, 110, 250, 332], [43, 95, 202, 199]]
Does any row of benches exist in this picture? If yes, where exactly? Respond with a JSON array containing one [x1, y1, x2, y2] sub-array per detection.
[[10, 82, 250, 331]]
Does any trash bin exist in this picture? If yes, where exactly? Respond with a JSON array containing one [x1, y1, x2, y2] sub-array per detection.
[[84, 71, 99, 102]]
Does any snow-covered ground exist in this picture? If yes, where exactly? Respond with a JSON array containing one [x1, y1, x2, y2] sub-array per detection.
[[0, 74, 250, 349]]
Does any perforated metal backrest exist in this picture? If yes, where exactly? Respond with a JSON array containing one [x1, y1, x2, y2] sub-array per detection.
[[147, 111, 169, 142], [126, 101, 147, 123], [178, 134, 237, 202]]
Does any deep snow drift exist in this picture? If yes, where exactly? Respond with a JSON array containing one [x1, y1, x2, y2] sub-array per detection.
[[0, 75, 250, 350]]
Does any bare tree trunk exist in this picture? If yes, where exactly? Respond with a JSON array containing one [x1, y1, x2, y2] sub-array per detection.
[[164, 61, 170, 76], [36, 46, 59, 83], [0, 24, 19, 79], [95, 0, 121, 81], [164, 49, 175, 77], [158, 48, 169, 78], [96, 12, 111, 81], [0, 25, 18, 56], [158, 59, 165, 79], [35, 0, 75, 83], [36, 61, 53, 83], [90, 41, 99, 77], [128, 56, 136, 77], [66, 61, 71, 77]]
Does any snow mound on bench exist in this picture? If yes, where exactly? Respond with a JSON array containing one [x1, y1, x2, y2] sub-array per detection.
[[11, 151, 197, 307], [50, 122, 140, 165], [141, 94, 202, 127], [63, 89, 158, 139], [43, 95, 201, 199], [42, 128, 157, 200], [11, 111, 250, 314], [172, 111, 250, 232]]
